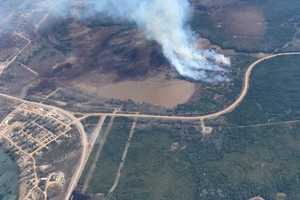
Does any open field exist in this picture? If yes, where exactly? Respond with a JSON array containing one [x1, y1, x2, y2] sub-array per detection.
[[112, 124, 197, 200], [79, 117, 133, 194]]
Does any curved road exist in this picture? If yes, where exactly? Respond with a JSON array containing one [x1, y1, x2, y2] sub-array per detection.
[[0, 52, 300, 199], [84, 52, 300, 121], [0, 93, 88, 200], [2, 52, 299, 122]]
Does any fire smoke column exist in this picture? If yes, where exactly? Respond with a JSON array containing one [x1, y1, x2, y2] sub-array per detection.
[[90, 0, 230, 82], [2, 0, 230, 82], [131, 0, 231, 82]]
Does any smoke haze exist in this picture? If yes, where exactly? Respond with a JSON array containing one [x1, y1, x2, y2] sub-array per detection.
[[0, 0, 230, 82]]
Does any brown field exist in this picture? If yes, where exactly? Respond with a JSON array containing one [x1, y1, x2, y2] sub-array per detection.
[[223, 7, 265, 36], [0, 33, 28, 62], [214, 5, 266, 49], [69, 73, 196, 108], [0, 62, 37, 96]]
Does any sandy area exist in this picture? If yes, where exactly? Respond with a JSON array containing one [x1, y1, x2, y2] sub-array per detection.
[[70, 73, 196, 108]]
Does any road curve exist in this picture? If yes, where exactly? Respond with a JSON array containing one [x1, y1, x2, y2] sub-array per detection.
[[202, 52, 300, 120], [92, 52, 300, 120], [2, 52, 300, 123]]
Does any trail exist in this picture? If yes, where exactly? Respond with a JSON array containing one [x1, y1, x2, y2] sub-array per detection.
[[0, 33, 31, 76], [107, 116, 138, 197], [227, 119, 300, 129], [81, 112, 117, 193]]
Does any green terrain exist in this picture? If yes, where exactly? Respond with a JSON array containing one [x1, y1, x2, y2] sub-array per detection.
[[83, 55, 300, 200], [0, 149, 18, 200]]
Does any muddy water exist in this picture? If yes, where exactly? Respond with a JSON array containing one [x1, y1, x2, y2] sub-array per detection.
[[72, 75, 196, 108]]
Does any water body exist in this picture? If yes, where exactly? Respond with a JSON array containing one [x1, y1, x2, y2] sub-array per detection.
[[0, 149, 18, 200], [71, 74, 196, 108]]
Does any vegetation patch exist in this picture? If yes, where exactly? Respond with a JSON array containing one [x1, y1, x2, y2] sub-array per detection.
[[113, 126, 197, 200], [228, 55, 300, 125]]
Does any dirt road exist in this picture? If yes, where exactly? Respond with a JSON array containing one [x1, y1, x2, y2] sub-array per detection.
[[85, 52, 300, 121]]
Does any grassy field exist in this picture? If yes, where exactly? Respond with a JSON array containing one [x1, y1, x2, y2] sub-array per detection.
[[191, 0, 300, 52], [80, 117, 133, 194], [78, 118, 200, 199], [0, 149, 19, 200], [113, 125, 198, 200]]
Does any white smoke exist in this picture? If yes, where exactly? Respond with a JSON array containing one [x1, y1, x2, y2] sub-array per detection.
[[0, 0, 231, 82], [88, 0, 231, 82]]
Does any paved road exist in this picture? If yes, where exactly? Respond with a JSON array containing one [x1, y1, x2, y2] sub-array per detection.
[[85, 52, 300, 121], [2, 52, 299, 122]]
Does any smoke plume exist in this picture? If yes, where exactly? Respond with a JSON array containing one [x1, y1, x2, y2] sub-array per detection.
[[87, 0, 230, 82], [0, 0, 231, 82]]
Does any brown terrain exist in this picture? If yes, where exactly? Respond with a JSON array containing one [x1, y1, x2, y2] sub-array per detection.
[[35, 19, 170, 79], [70, 73, 195, 108], [0, 0, 270, 110], [0, 32, 28, 62], [213, 5, 266, 49], [20, 17, 197, 108]]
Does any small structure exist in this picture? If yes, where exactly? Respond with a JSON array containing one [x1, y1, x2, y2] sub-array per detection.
[[47, 171, 65, 188], [200, 119, 213, 135]]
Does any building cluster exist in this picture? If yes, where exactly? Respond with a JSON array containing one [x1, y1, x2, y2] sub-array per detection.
[[0, 103, 73, 199], [1, 103, 72, 155]]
